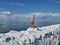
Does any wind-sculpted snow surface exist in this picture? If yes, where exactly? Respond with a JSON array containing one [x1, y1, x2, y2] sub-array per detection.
[[0, 24, 60, 45]]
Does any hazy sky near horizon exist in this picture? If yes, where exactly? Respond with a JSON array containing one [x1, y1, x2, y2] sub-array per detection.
[[0, 0, 60, 21]]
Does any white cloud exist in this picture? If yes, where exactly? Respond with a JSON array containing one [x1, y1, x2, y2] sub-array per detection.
[[0, 11, 60, 21], [7, 12, 60, 21], [10, 12, 60, 19], [29, 12, 60, 17], [1, 11, 11, 15], [0, 11, 11, 20]]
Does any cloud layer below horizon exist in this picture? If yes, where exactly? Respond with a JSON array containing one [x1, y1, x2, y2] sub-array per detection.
[[0, 11, 60, 22]]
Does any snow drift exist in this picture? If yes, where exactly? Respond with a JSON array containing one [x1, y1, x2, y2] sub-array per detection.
[[0, 24, 60, 45]]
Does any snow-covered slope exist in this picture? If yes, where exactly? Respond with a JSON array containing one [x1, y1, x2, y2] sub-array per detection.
[[0, 24, 60, 45]]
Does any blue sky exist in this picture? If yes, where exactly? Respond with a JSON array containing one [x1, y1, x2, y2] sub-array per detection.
[[0, 0, 60, 14], [0, 0, 60, 22]]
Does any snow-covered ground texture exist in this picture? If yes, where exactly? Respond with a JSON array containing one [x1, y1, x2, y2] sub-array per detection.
[[0, 24, 60, 45]]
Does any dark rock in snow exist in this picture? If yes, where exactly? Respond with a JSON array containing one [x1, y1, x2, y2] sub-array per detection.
[[5, 37, 11, 42]]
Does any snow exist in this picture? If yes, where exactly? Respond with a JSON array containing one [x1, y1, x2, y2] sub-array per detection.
[[0, 24, 60, 45]]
